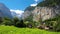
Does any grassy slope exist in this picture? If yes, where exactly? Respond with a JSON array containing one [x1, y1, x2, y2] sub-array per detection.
[[0, 25, 60, 34]]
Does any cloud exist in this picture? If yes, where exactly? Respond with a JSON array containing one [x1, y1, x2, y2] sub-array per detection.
[[34, 0, 39, 2], [10, 9, 24, 17], [30, 3, 37, 6], [30, 0, 39, 6], [10, 9, 24, 15]]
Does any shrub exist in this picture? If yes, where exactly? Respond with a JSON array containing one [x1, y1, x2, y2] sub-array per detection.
[[2, 17, 13, 26], [44, 16, 60, 31], [15, 20, 26, 27]]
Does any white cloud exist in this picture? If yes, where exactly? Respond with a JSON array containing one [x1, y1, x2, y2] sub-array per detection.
[[10, 9, 24, 15], [30, 0, 39, 6], [30, 3, 37, 6], [34, 0, 39, 2], [10, 9, 24, 17]]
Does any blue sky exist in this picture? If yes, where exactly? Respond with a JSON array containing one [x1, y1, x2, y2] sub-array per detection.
[[0, 0, 42, 10]]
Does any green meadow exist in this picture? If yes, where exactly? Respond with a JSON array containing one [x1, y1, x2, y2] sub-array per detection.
[[0, 25, 60, 34]]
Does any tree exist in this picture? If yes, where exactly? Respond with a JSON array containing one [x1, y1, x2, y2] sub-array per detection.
[[13, 17, 20, 26], [43, 16, 60, 31], [37, 0, 60, 7], [0, 17, 3, 24], [2, 17, 13, 26], [13, 17, 26, 27]]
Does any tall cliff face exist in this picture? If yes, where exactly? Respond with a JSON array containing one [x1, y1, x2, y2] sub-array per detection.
[[32, 7, 54, 21], [23, 0, 60, 22], [22, 6, 35, 19], [33, 5, 60, 21], [0, 3, 12, 18], [23, 6, 60, 22]]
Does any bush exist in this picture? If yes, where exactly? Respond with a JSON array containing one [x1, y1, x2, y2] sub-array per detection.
[[1, 17, 13, 26], [0, 17, 26, 27], [0, 17, 3, 24], [43, 16, 60, 31], [15, 20, 26, 27], [24, 21, 40, 28]]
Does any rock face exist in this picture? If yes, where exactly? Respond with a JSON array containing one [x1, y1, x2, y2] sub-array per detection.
[[0, 3, 12, 18], [22, 6, 35, 19], [23, 6, 60, 22], [33, 6, 60, 21], [22, 11, 31, 19], [32, 7, 54, 21]]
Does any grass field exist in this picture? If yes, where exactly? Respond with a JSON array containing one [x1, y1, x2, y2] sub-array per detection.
[[0, 25, 60, 34]]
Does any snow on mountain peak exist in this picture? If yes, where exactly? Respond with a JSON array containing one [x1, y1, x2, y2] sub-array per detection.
[[10, 9, 24, 18]]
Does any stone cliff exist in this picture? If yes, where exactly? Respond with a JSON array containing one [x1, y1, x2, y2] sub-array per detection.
[[0, 3, 12, 18], [23, 5, 60, 22]]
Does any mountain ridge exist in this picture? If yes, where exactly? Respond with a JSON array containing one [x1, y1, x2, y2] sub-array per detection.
[[22, 0, 60, 22]]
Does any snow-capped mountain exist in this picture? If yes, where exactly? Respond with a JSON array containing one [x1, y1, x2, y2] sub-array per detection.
[[10, 9, 24, 18]]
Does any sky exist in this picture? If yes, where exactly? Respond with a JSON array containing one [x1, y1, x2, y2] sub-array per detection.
[[0, 0, 42, 10], [0, 0, 43, 17]]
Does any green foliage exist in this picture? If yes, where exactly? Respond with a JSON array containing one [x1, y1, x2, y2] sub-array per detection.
[[13, 17, 20, 26], [1, 17, 13, 25], [23, 13, 35, 28], [37, 0, 60, 7], [24, 21, 40, 28], [0, 17, 3, 24], [44, 16, 60, 31], [0, 17, 26, 27], [12, 17, 26, 27], [15, 20, 26, 27]]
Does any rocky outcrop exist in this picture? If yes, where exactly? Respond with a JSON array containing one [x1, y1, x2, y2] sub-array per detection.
[[33, 6, 60, 21], [23, 6, 60, 22], [0, 3, 12, 18], [32, 7, 53, 21], [22, 4, 60, 22], [22, 6, 35, 19], [22, 11, 31, 19]]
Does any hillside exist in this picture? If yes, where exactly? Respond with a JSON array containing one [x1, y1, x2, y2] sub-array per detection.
[[0, 3, 12, 18], [23, 0, 60, 22], [37, 0, 60, 7]]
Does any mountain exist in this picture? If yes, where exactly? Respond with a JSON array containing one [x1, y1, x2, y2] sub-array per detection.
[[37, 0, 60, 7], [10, 9, 24, 18], [22, 0, 60, 22], [24, 6, 35, 11], [22, 6, 35, 19], [10, 11, 17, 17], [0, 3, 12, 18], [34, 7, 60, 22]]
